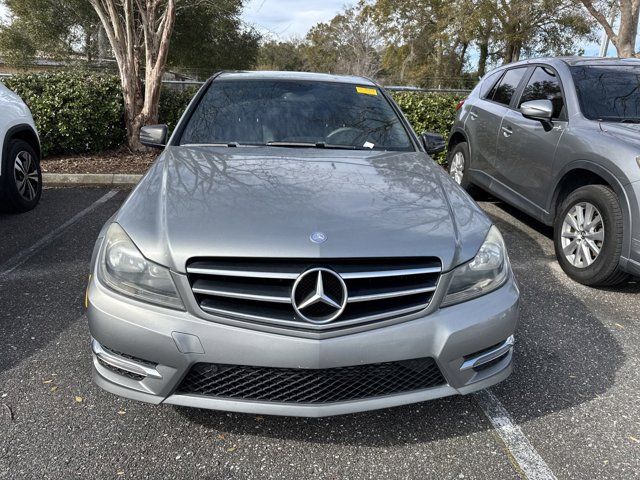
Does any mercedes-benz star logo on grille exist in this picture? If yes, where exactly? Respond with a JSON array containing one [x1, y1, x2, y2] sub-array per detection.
[[292, 268, 347, 324], [309, 232, 327, 244]]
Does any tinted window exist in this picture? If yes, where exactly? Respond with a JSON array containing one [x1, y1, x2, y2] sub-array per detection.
[[180, 80, 414, 151], [480, 71, 503, 98], [519, 66, 565, 119], [490, 68, 528, 106], [570, 65, 640, 121]]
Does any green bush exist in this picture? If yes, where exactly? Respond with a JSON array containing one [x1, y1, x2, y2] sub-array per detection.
[[159, 86, 199, 133], [3, 71, 125, 156], [391, 91, 464, 163]]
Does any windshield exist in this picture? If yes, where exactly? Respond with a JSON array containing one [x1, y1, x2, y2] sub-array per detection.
[[179, 79, 414, 151], [570, 65, 640, 121]]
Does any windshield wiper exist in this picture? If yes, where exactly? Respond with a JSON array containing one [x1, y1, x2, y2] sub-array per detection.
[[265, 141, 367, 150], [266, 141, 317, 148], [183, 142, 240, 147]]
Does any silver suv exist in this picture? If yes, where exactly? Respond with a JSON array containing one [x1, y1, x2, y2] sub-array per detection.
[[0, 83, 41, 213], [87, 71, 519, 417], [448, 57, 640, 286]]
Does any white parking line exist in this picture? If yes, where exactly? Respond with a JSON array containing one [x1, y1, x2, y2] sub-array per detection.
[[475, 389, 557, 480], [0, 189, 118, 277]]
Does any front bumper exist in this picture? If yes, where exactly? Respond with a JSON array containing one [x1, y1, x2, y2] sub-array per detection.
[[87, 273, 520, 417], [621, 180, 640, 277]]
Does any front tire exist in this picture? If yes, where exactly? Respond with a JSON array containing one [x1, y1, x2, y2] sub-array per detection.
[[553, 185, 628, 286], [0, 139, 42, 213]]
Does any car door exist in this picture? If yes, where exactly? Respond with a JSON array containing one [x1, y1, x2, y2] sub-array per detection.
[[466, 67, 529, 185], [496, 65, 567, 212]]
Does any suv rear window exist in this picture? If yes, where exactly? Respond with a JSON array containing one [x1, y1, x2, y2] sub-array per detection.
[[489, 67, 528, 106], [519, 66, 565, 119], [570, 65, 640, 121]]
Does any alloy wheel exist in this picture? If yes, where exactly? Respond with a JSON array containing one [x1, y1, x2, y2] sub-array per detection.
[[449, 151, 464, 185], [13, 150, 39, 201], [561, 202, 604, 268]]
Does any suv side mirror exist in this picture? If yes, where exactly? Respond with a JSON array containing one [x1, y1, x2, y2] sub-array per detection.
[[140, 124, 168, 149], [520, 100, 553, 122], [421, 132, 446, 155]]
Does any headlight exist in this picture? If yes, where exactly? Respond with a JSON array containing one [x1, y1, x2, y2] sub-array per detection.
[[441, 225, 510, 307], [97, 223, 184, 310]]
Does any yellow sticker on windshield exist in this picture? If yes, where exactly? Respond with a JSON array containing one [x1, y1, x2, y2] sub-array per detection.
[[356, 86, 377, 96]]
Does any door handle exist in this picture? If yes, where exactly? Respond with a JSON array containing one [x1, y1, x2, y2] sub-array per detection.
[[501, 125, 513, 137], [469, 111, 478, 120]]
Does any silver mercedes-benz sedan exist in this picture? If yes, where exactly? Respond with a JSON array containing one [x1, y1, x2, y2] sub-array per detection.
[[86, 71, 519, 417]]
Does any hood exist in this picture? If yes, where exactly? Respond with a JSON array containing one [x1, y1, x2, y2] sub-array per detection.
[[599, 121, 640, 146], [115, 146, 491, 273]]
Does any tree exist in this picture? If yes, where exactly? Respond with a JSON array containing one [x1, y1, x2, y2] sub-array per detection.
[[305, 3, 382, 78], [257, 39, 308, 71], [0, 0, 98, 64], [578, 0, 639, 57], [89, 0, 176, 151], [491, 0, 593, 63], [169, 0, 260, 78]]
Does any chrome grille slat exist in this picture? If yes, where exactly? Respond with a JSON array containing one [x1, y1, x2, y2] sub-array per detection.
[[348, 285, 437, 303], [187, 267, 299, 280], [187, 257, 441, 332], [200, 301, 430, 330], [192, 279, 291, 304], [339, 267, 441, 279]]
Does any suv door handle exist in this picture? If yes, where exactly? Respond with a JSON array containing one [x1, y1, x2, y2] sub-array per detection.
[[469, 111, 478, 120], [501, 125, 513, 137]]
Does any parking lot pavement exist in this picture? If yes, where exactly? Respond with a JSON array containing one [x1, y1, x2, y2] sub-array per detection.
[[0, 187, 638, 479]]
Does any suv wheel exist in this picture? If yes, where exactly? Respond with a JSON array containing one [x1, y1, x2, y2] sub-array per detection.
[[0, 139, 42, 213], [447, 142, 478, 196], [554, 185, 628, 286]]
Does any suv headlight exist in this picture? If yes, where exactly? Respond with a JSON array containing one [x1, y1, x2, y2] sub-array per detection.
[[441, 225, 510, 307], [96, 223, 184, 310]]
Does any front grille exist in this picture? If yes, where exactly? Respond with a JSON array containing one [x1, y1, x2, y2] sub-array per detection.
[[176, 358, 445, 403], [186, 257, 441, 331]]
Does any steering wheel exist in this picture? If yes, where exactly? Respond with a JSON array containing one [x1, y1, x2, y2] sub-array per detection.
[[326, 127, 365, 144]]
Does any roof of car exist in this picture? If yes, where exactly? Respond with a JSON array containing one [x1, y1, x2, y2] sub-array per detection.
[[488, 56, 640, 71], [214, 70, 377, 86], [557, 56, 640, 66]]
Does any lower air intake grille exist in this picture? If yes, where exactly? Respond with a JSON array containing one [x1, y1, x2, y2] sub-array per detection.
[[176, 358, 445, 403]]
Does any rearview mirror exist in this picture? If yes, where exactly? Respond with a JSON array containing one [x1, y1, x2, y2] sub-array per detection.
[[520, 100, 553, 122], [140, 124, 168, 149], [421, 132, 446, 155]]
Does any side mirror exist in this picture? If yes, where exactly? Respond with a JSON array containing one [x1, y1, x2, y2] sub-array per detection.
[[520, 99, 553, 122], [421, 132, 446, 155], [140, 124, 168, 149]]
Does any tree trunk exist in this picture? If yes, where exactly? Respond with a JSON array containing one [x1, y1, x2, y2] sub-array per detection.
[[580, 0, 640, 58], [504, 40, 521, 63], [616, 0, 639, 57], [90, 0, 175, 152], [458, 41, 469, 77], [478, 41, 489, 77], [400, 42, 415, 84]]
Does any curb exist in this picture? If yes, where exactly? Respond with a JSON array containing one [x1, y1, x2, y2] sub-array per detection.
[[43, 173, 142, 186]]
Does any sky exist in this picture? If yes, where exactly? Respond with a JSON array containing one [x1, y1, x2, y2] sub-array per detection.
[[241, 0, 355, 39]]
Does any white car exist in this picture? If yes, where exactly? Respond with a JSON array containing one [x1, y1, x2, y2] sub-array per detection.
[[0, 82, 41, 213]]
